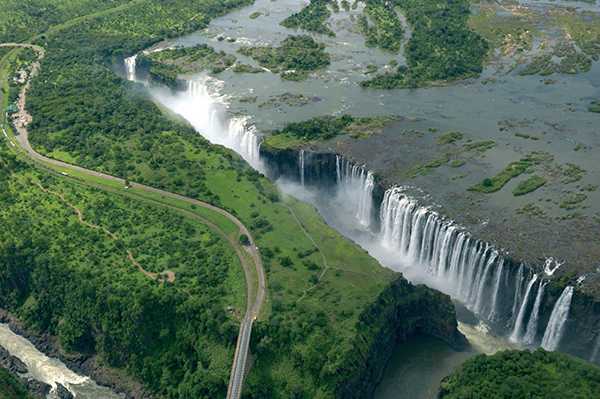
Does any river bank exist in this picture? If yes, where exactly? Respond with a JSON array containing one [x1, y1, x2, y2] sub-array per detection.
[[0, 310, 148, 399]]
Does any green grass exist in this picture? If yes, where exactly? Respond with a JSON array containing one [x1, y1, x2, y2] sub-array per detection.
[[249, 11, 261, 19], [513, 175, 546, 196]]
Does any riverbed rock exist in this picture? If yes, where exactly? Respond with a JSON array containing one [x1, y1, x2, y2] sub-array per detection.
[[55, 383, 74, 399]]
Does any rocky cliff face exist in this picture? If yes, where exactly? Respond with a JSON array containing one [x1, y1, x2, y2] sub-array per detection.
[[334, 275, 469, 399]]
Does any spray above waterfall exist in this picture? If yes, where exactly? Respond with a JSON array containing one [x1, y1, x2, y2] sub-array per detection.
[[335, 156, 374, 226], [127, 68, 262, 169]]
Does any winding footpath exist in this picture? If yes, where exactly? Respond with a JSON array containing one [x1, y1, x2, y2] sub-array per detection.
[[0, 42, 264, 399]]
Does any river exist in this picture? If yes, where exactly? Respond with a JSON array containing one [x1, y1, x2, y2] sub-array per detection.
[[0, 324, 121, 399]]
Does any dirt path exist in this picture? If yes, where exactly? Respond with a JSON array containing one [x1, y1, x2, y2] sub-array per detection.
[[0, 43, 266, 397]]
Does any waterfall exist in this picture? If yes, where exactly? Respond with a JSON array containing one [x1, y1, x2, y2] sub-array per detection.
[[299, 149, 305, 186], [510, 265, 525, 325], [335, 156, 374, 226], [378, 188, 514, 322], [509, 274, 538, 343], [488, 260, 504, 322], [541, 286, 574, 351], [229, 118, 260, 163], [123, 60, 262, 169], [591, 335, 600, 364], [523, 281, 547, 346], [125, 55, 137, 82]]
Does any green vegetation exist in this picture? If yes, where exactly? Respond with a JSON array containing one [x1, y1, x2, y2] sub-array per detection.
[[365, 64, 379, 74], [265, 115, 392, 147], [437, 131, 464, 145], [513, 175, 546, 196], [1, 2, 434, 397], [560, 193, 587, 210], [249, 11, 261, 19], [0, 145, 245, 397], [589, 100, 600, 113], [280, 0, 335, 37], [562, 163, 586, 184], [238, 35, 330, 80], [137, 44, 236, 86], [361, 0, 488, 88], [516, 202, 547, 218], [0, 0, 134, 42], [468, 154, 552, 193], [410, 155, 451, 176], [470, 1, 600, 77], [439, 349, 600, 398], [515, 132, 539, 140], [463, 140, 496, 151], [358, 1, 404, 53], [0, 366, 33, 399], [233, 63, 265, 74]]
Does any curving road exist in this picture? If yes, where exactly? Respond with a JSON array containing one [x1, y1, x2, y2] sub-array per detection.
[[0, 42, 264, 398]]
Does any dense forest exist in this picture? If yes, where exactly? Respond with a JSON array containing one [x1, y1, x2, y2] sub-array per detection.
[[358, 1, 405, 53], [0, 145, 242, 397], [439, 349, 600, 398], [361, 0, 489, 88], [137, 44, 237, 88]]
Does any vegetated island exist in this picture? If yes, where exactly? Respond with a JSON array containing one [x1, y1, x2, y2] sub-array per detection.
[[238, 34, 330, 81], [438, 349, 600, 399]]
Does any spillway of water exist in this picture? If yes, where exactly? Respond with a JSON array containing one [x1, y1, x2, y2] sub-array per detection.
[[335, 156, 374, 226], [379, 188, 512, 321], [0, 324, 120, 399], [523, 281, 547, 346], [299, 149, 305, 186], [509, 274, 539, 343], [124, 55, 137, 82], [145, 78, 261, 169], [541, 286, 574, 351]]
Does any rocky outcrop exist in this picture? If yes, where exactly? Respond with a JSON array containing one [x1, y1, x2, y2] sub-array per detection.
[[333, 275, 469, 399], [0, 342, 51, 399]]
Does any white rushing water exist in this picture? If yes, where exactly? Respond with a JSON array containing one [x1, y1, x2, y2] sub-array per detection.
[[0, 324, 121, 399], [541, 286, 574, 351], [510, 274, 539, 343], [299, 149, 305, 187], [379, 188, 510, 321], [335, 156, 374, 226], [523, 281, 547, 346], [124, 55, 137, 82], [126, 70, 261, 170]]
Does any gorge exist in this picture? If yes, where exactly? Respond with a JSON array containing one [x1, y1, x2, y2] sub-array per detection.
[[124, 54, 600, 371]]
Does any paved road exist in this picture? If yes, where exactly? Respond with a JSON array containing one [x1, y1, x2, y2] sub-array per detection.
[[0, 43, 265, 398]]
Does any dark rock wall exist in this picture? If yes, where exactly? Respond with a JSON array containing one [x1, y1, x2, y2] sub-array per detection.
[[333, 275, 468, 399]]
